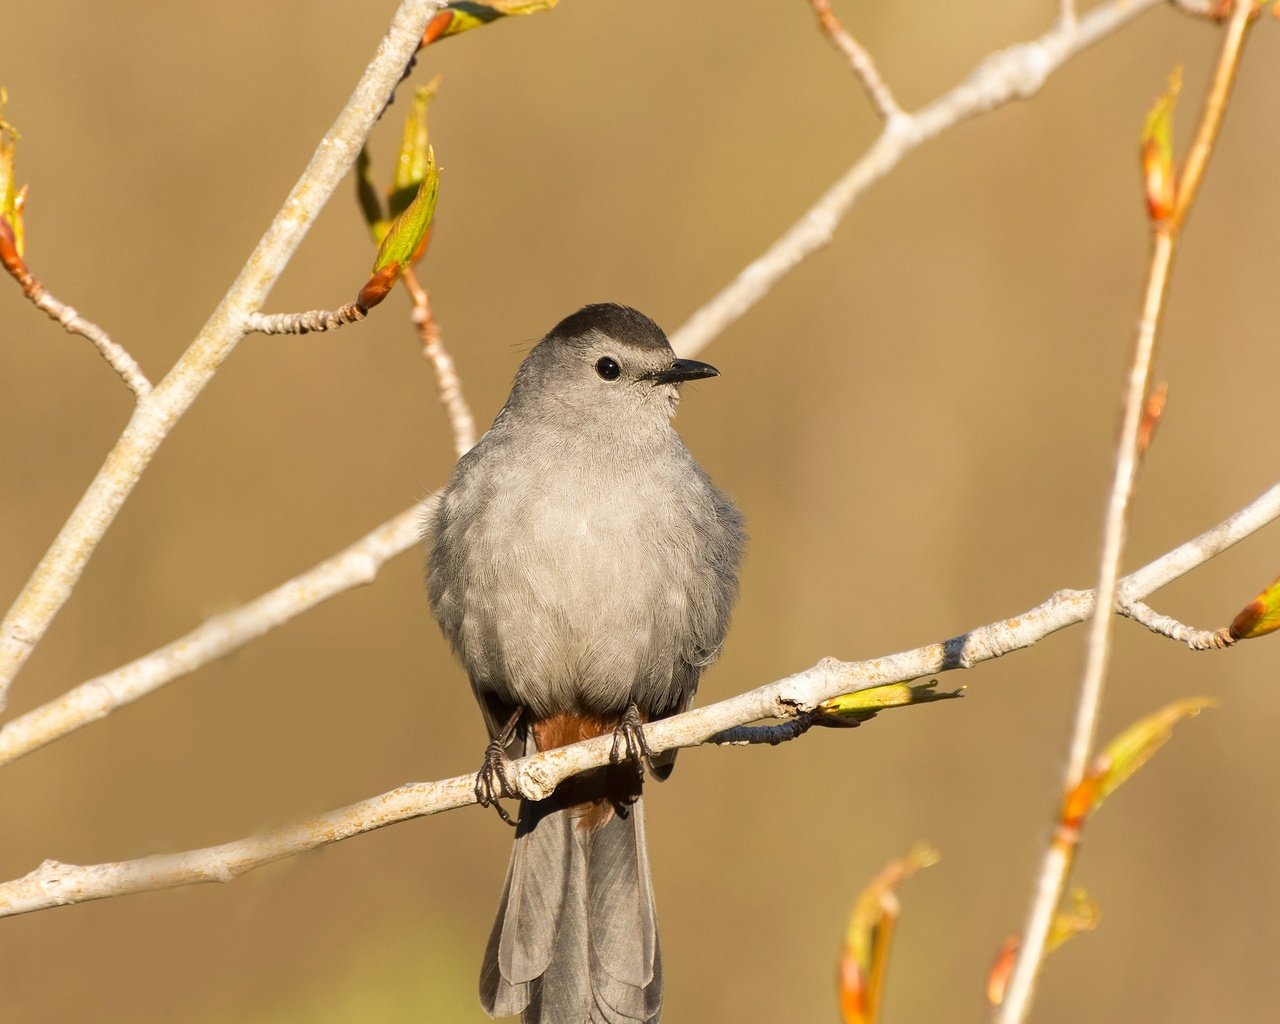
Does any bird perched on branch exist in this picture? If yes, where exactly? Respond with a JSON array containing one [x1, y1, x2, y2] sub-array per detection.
[[427, 303, 744, 1023]]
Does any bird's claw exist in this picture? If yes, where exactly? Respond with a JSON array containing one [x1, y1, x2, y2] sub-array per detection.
[[609, 702, 656, 782], [475, 739, 519, 828]]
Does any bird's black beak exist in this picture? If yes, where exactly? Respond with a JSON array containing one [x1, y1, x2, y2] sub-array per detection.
[[643, 358, 720, 386]]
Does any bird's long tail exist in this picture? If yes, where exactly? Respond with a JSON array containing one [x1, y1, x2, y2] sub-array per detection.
[[480, 791, 662, 1023]]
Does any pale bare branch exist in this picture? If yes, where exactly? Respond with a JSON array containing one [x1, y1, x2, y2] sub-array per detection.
[[0, 481, 1275, 918], [806, 0, 904, 123], [0, 221, 151, 398], [0, 498, 437, 769], [1120, 599, 1234, 649], [0, 0, 444, 710], [403, 267, 476, 457]]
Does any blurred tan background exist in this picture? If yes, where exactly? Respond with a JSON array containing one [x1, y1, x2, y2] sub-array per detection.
[[1, 2, 1278, 1022]]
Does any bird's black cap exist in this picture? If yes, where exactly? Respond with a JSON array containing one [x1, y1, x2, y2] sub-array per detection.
[[549, 303, 671, 353]]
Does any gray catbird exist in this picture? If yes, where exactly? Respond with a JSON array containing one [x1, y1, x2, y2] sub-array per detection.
[[427, 303, 744, 1023]]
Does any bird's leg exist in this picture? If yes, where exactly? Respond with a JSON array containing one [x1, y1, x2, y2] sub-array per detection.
[[475, 707, 524, 827], [609, 702, 656, 782]]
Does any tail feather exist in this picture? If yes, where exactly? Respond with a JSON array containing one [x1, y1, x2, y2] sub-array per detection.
[[480, 795, 662, 1023], [588, 799, 662, 1023]]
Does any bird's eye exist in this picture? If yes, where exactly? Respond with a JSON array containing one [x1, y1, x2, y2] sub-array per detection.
[[595, 357, 621, 381]]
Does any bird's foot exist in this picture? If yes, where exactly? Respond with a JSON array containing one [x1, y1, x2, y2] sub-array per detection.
[[609, 702, 656, 783], [475, 741, 519, 827], [475, 707, 524, 827]]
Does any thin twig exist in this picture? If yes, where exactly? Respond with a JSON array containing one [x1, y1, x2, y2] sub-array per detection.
[[1120, 599, 1234, 649], [244, 303, 368, 334], [0, 220, 151, 398], [0, 498, 436, 769], [1169, 0, 1256, 232], [0, 0, 444, 710], [403, 267, 476, 457], [1059, 0, 1078, 30], [996, 5, 1257, 1021], [806, 0, 904, 123]]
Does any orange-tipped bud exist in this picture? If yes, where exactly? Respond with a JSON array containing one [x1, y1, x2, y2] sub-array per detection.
[[1137, 381, 1169, 456], [1230, 573, 1280, 640], [420, 1, 561, 48], [1141, 68, 1181, 222]]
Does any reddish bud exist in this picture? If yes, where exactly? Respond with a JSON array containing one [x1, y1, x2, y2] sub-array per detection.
[[357, 263, 401, 309], [1141, 68, 1181, 223]]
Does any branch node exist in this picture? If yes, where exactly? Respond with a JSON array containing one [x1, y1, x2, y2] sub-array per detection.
[[515, 759, 555, 802]]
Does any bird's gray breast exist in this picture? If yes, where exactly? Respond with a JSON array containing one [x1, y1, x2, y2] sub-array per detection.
[[429, 429, 738, 721]]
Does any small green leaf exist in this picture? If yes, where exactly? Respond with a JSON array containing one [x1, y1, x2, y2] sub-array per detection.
[[988, 890, 1098, 1007], [359, 148, 439, 308], [819, 680, 962, 724], [390, 78, 440, 220], [1229, 573, 1280, 640], [1047, 888, 1099, 954], [1141, 67, 1181, 222], [355, 146, 389, 243], [422, 0, 560, 46], [1089, 697, 1216, 812], [0, 87, 25, 257]]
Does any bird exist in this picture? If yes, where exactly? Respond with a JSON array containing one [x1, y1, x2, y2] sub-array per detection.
[[426, 302, 744, 1023]]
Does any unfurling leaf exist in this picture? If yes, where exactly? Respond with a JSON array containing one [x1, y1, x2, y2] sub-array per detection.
[[0, 88, 26, 259], [355, 147, 389, 243], [1141, 67, 1181, 222], [1229, 573, 1280, 640], [390, 78, 441, 219], [988, 890, 1099, 1006], [358, 149, 439, 309], [1063, 697, 1216, 825], [819, 680, 962, 725], [422, 0, 560, 47], [839, 843, 939, 1024], [1047, 888, 1099, 954]]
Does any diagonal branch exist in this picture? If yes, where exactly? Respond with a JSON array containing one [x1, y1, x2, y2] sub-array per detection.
[[0, 480, 1274, 919], [806, 0, 905, 123], [0, 0, 444, 710], [0, 220, 152, 398], [0, 499, 437, 769]]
